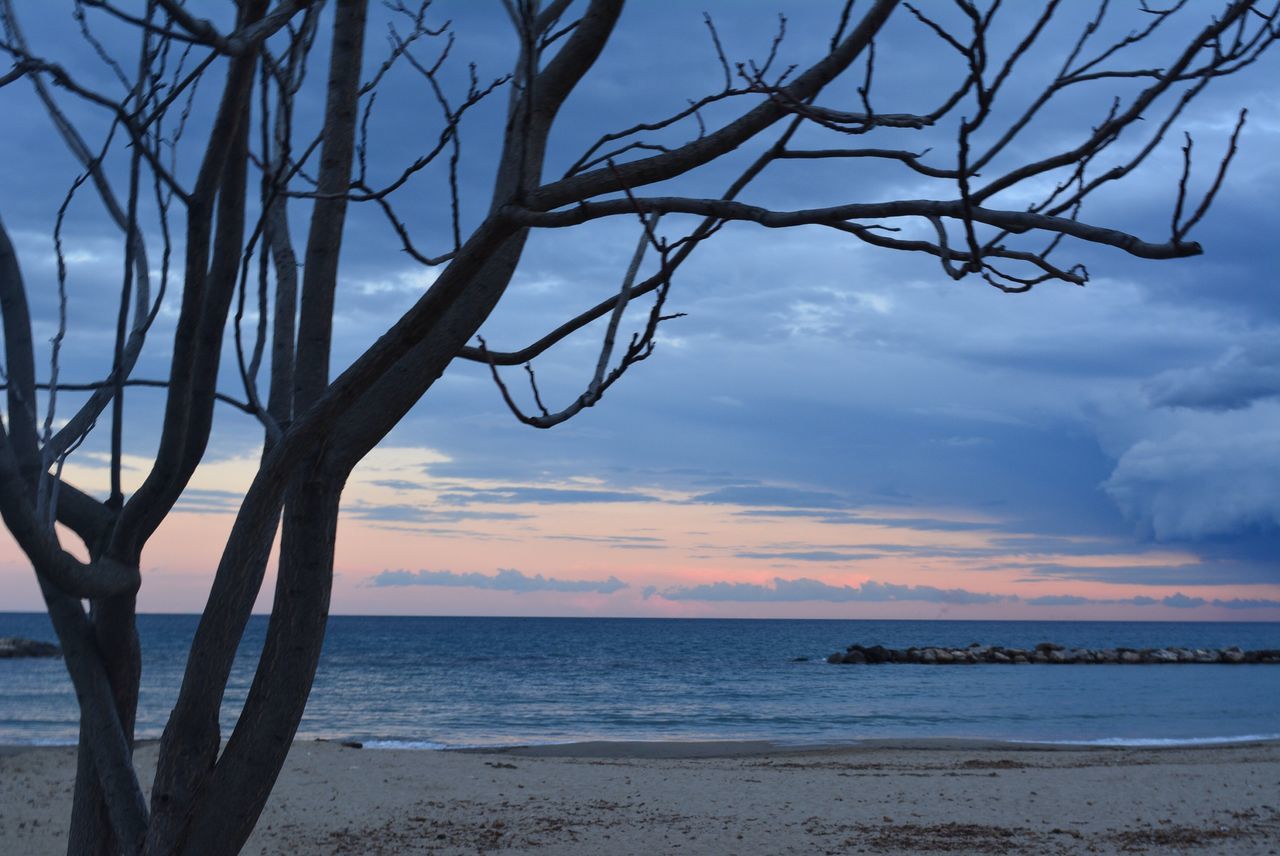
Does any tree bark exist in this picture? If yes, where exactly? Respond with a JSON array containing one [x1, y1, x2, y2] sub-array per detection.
[[38, 582, 148, 856], [0, 214, 37, 469], [143, 98, 258, 856], [180, 468, 344, 856], [111, 1, 265, 565], [67, 596, 141, 856], [147, 3, 365, 850]]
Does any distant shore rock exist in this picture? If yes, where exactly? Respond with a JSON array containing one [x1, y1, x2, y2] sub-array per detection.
[[825, 642, 1280, 666], [0, 637, 62, 659]]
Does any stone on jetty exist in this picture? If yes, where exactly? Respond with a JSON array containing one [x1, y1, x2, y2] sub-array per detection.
[[0, 637, 61, 658], [824, 642, 1280, 666]]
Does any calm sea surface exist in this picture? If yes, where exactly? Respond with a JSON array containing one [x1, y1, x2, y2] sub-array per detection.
[[2, 614, 1278, 748]]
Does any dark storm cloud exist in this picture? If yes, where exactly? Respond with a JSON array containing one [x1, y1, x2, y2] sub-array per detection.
[[652, 577, 1006, 605], [1145, 344, 1280, 411], [1103, 411, 1280, 541], [368, 568, 627, 594]]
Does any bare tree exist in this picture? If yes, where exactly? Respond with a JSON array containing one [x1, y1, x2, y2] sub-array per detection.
[[0, 1, 1275, 853]]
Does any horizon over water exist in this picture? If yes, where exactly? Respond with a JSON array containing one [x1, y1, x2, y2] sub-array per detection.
[[3, 613, 1278, 749]]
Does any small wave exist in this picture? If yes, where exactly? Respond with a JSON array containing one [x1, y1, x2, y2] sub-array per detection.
[[361, 739, 449, 750], [1, 737, 78, 747], [1016, 733, 1280, 747], [361, 737, 590, 751]]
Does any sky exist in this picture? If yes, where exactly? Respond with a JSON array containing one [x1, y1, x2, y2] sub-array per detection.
[[1, 1, 1278, 620]]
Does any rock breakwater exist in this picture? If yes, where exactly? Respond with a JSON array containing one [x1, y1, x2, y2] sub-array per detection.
[[826, 641, 1280, 665], [0, 637, 61, 659]]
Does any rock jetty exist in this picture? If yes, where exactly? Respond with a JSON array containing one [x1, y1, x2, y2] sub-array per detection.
[[0, 637, 61, 659], [826, 641, 1280, 665]]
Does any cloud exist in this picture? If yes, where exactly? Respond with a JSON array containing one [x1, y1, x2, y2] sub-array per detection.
[[1023, 592, 1269, 610], [439, 486, 658, 505], [731, 509, 996, 531], [1025, 594, 1095, 607], [5, 3, 1280, 623], [1145, 344, 1280, 411], [987, 535, 1138, 557], [347, 504, 530, 524], [934, 435, 990, 448], [690, 486, 852, 509], [1012, 560, 1277, 586], [368, 568, 628, 594], [353, 266, 440, 297], [370, 479, 430, 491], [1025, 594, 1158, 607], [734, 550, 882, 562], [1103, 413, 1280, 540], [1212, 597, 1280, 609], [173, 488, 242, 515], [543, 534, 665, 550], [651, 577, 1006, 604], [848, 516, 995, 532]]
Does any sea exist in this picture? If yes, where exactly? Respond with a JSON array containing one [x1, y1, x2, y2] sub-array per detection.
[[2, 614, 1279, 749]]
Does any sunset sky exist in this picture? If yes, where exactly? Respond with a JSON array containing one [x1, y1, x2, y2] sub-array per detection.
[[1, 2, 1278, 620]]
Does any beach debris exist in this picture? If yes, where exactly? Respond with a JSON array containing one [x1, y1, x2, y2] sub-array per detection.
[[825, 643, 1280, 665], [0, 637, 61, 658]]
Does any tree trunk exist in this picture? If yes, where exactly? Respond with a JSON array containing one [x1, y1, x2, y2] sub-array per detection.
[[67, 596, 141, 856], [38, 582, 148, 856], [180, 467, 344, 856], [146, 4, 365, 851]]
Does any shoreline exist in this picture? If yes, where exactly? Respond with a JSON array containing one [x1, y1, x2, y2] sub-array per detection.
[[4, 739, 1279, 853], [6, 731, 1280, 757], [467, 733, 1280, 755]]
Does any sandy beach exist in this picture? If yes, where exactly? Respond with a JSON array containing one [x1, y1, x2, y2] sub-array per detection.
[[2, 740, 1278, 854]]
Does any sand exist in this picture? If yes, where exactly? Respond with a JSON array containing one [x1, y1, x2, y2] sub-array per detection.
[[3, 739, 1279, 854]]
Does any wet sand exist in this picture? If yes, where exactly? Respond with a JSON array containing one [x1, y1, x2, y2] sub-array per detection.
[[2, 738, 1279, 854]]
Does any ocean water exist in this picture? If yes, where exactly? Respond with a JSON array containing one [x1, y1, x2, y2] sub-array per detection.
[[2, 613, 1278, 748]]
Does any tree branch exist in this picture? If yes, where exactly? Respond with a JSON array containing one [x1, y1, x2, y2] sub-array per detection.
[[504, 196, 1203, 260], [525, 0, 898, 211]]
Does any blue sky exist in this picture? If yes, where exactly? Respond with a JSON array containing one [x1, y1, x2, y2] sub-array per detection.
[[1, 1, 1278, 618]]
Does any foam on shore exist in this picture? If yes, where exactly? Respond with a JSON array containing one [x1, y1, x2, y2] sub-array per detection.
[[1016, 733, 1280, 748], [345, 733, 1280, 757]]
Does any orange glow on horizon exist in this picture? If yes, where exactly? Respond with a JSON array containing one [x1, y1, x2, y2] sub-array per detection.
[[1, 446, 1277, 620]]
